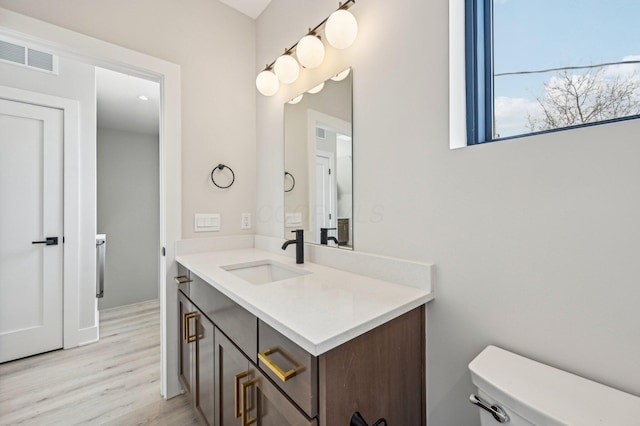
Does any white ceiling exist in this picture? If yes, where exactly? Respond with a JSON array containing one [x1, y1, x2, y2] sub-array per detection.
[[96, 67, 160, 136], [219, 0, 272, 19]]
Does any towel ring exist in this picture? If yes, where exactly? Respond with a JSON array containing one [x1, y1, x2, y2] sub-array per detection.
[[211, 164, 235, 189], [284, 171, 296, 192]]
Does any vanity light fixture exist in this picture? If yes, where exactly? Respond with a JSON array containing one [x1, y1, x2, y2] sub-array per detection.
[[288, 94, 304, 104], [330, 68, 351, 82], [255, 0, 357, 96], [274, 51, 300, 84], [307, 82, 325, 94], [256, 66, 280, 96], [325, 8, 358, 49], [296, 33, 325, 69]]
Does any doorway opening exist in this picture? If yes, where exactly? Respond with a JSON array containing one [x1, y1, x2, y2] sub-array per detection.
[[96, 67, 160, 311]]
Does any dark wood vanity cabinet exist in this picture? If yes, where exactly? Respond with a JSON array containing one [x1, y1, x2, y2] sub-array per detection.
[[178, 291, 194, 396], [178, 267, 425, 426], [214, 328, 249, 426], [214, 328, 316, 426], [319, 306, 425, 426], [249, 366, 317, 426], [196, 313, 216, 424], [179, 291, 216, 425]]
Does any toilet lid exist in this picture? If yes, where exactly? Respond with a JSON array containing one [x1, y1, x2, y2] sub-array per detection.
[[469, 346, 640, 425]]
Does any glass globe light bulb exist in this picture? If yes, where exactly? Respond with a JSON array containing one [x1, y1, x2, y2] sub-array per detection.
[[325, 9, 358, 49], [288, 94, 304, 104], [307, 82, 325, 94], [255, 70, 279, 96], [274, 54, 300, 84], [296, 35, 325, 69], [331, 68, 351, 82]]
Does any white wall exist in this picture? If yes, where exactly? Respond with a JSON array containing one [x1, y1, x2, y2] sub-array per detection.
[[0, 53, 98, 335], [256, 1, 640, 425], [97, 127, 159, 309], [0, 0, 257, 240]]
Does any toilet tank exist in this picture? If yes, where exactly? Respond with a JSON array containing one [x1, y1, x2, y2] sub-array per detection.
[[468, 345, 640, 426]]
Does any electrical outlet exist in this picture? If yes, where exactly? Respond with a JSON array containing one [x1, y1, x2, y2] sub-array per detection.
[[241, 213, 251, 229]]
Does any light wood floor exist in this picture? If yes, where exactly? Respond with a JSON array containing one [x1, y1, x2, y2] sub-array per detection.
[[0, 299, 199, 426]]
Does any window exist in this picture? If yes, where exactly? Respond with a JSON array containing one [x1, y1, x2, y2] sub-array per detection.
[[466, 0, 640, 144]]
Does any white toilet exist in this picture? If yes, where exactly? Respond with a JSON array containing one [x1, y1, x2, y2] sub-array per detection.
[[468, 345, 640, 425]]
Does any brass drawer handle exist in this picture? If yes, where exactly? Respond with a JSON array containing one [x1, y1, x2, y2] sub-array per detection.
[[258, 346, 304, 382], [241, 378, 258, 426], [174, 275, 192, 285], [184, 311, 199, 343]]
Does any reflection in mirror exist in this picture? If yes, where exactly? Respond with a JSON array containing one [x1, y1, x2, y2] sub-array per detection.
[[284, 68, 353, 249]]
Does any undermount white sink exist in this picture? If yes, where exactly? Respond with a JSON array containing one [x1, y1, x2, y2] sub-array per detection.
[[221, 260, 310, 285]]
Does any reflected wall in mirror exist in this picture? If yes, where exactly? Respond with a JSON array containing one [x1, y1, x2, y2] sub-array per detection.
[[284, 68, 353, 249]]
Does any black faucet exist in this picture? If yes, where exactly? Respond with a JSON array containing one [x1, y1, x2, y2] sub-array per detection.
[[320, 227, 339, 245], [282, 229, 304, 264]]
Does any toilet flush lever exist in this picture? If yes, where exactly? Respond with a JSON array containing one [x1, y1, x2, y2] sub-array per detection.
[[470, 394, 509, 423]]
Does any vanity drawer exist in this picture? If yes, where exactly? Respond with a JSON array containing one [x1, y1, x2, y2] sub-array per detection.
[[189, 271, 257, 360], [258, 320, 318, 418]]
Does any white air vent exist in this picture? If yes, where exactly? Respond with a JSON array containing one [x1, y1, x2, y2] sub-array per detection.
[[0, 40, 25, 64], [27, 49, 54, 72], [0, 39, 57, 73], [316, 127, 326, 139]]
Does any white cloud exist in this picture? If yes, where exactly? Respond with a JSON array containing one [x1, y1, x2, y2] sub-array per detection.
[[494, 96, 542, 137], [603, 55, 640, 82], [493, 56, 640, 137]]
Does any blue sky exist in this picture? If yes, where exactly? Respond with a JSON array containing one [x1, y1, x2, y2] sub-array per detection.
[[491, 0, 640, 136]]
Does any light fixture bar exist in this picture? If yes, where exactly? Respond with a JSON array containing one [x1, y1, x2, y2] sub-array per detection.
[[261, 0, 355, 72], [256, 0, 357, 96]]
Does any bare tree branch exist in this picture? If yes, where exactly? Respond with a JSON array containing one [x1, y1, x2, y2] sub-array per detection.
[[528, 67, 640, 132]]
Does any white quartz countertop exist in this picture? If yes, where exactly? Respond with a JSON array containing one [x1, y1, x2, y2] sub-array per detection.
[[176, 248, 433, 356]]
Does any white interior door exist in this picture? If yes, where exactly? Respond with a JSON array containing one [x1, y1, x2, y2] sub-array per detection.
[[314, 153, 335, 238], [0, 98, 63, 363]]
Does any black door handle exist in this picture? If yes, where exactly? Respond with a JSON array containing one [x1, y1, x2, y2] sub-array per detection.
[[32, 237, 58, 246]]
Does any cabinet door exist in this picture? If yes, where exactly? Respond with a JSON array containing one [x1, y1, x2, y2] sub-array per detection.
[[215, 328, 250, 426], [246, 367, 317, 426], [179, 291, 196, 397], [196, 313, 215, 425]]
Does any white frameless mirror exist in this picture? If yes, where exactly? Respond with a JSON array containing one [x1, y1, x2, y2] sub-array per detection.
[[284, 68, 353, 249]]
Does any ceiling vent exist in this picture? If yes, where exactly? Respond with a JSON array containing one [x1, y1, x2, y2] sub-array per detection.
[[0, 39, 57, 74]]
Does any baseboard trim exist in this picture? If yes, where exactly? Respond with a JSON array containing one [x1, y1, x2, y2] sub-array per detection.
[[77, 324, 99, 346]]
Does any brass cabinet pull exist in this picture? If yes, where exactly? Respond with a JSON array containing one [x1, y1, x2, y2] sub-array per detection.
[[174, 275, 192, 285], [184, 312, 199, 343], [257, 346, 304, 382], [234, 371, 249, 418], [241, 378, 258, 426]]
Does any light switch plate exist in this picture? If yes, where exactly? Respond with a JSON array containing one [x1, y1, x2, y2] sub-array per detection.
[[285, 212, 302, 228], [194, 213, 220, 232]]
